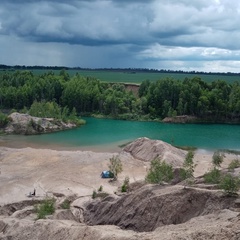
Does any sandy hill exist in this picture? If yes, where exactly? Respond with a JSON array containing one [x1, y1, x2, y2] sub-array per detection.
[[0, 138, 240, 239], [123, 137, 187, 167]]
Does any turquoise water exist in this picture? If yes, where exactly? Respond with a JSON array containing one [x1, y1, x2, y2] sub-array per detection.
[[1, 117, 240, 151]]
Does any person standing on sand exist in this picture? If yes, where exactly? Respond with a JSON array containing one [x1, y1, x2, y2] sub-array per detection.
[[32, 188, 36, 196]]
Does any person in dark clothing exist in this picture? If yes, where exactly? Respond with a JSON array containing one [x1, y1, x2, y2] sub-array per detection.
[[32, 188, 36, 196]]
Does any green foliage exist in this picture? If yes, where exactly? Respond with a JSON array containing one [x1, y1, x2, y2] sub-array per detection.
[[212, 151, 225, 168], [92, 190, 97, 199], [228, 159, 240, 171], [98, 185, 103, 192], [1, 70, 240, 122], [121, 184, 127, 193], [28, 100, 85, 125], [145, 158, 174, 184], [35, 198, 55, 219], [60, 199, 71, 209], [180, 151, 196, 181], [121, 176, 130, 192], [92, 190, 109, 199], [10, 109, 17, 114], [20, 106, 28, 114], [0, 111, 9, 128], [29, 101, 61, 119], [219, 174, 240, 196], [204, 167, 222, 184], [108, 155, 123, 180]]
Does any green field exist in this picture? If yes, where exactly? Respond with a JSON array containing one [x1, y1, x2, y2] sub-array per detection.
[[1, 69, 240, 84]]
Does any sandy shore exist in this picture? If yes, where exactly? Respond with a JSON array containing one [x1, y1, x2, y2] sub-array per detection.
[[0, 145, 238, 205], [0, 146, 148, 205]]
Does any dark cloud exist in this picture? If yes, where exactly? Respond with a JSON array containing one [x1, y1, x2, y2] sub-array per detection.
[[0, 0, 240, 72]]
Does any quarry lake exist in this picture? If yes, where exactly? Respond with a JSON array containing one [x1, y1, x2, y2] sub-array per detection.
[[1, 117, 240, 152]]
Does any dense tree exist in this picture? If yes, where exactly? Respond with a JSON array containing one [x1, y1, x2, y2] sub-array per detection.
[[1, 70, 240, 122]]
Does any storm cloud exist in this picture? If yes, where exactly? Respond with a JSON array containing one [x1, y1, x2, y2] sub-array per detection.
[[1, 0, 240, 72]]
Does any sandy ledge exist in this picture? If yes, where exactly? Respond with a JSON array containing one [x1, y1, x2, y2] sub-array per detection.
[[0, 146, 146, 205], [0, 144, 238, 205]]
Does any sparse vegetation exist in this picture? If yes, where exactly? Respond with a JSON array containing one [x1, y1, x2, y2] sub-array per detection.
[[92, 190, 97, 199], [204, 151, 225, 184], [212, 151, 225, 168], [228, 159, 240, 171], [145, 158, 174, 184], [180, 151, 196, 184], [108, 155, 123, 181], [60, 199, 71, 209], [98, 185, 103, 192], [121, 176, 130, 192], [219, 174, 240, 196], [35, 198, 56, 219], [204, 168, 222, 184], [92, 189, 109, 199]]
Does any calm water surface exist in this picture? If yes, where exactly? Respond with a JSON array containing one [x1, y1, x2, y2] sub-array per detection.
[[1, 117, 240, 151]]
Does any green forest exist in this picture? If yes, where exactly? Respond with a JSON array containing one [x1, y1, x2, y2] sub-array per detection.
[[0, 70, 240, 123]]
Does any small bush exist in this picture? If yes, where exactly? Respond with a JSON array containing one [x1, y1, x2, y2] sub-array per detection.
[[121, 176, 130, 192], [92, 190, 109, 199], [35, 198, 55, 219], [204, 168, 222, 184], [219, 174, 240, 196], [180, 150, 196, 181], [121, 184, 127, 192], [228, 159, 240, 171], [212, 151, 225, 168], [108, 156, 123, 181], [146, 158, 173, 184], [98, 185, 103, 192], [10, 109, 17, 114], [20, 106, 28, 114], [92, 190, 97, 199], [60, 199, 71, 209], [0, 112, 10, 128]]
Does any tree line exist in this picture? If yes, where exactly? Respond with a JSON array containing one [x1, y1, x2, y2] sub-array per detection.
[[139, 77, 240, 121], [0, 70, 240, 122], [1, 65, 240, 76]]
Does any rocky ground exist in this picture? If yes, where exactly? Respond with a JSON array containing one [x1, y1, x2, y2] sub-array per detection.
[[0, 137, 240, 239]]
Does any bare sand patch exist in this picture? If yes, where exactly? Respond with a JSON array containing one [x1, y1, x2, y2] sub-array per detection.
[[1, 142, 240, 240], [0, 147, 147, 205], [0, 144, 238, 206]]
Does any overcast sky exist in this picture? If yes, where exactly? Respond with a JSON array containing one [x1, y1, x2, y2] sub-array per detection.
[[1, 0, 240, 72]]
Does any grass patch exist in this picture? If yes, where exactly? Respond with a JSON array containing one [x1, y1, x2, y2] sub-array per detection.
[[92, 190, 109, 199], [60, 199, 71, 209], [35, 198, 56, 219]]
